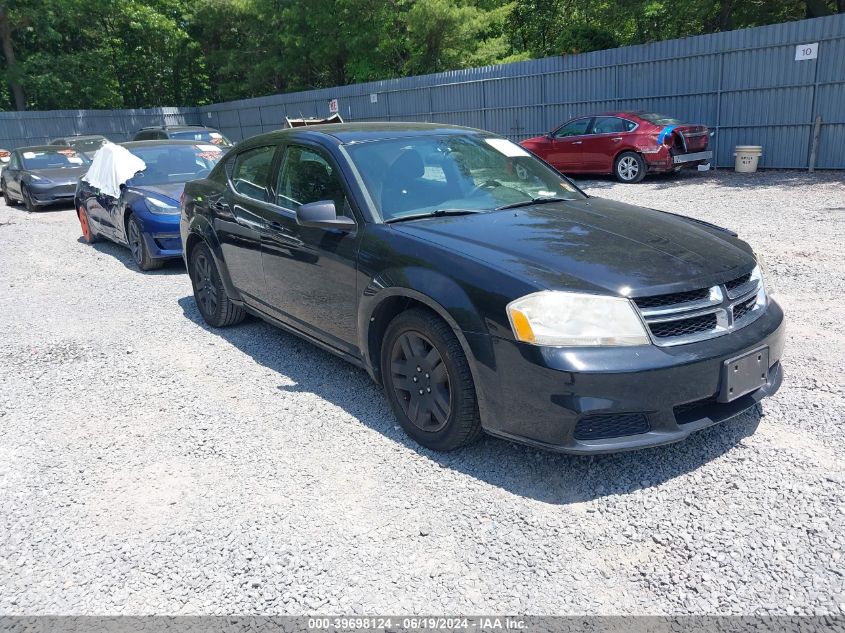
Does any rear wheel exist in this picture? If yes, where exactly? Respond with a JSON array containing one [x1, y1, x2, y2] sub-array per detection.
[[78, 206, 98, 243], [381, 308, 482, 451], [2, 182, 16, 206], [127, 214, 162, 271], [22, 185, 37, 211], [189, 242, 245, 327], [614, 151, 646, 183]]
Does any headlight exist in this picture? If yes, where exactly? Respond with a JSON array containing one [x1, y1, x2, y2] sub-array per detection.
[[754, 255, 773, 296], [145, 196, 180, 215], [29, 174, 50, 183], [506, 291, 650, 347]]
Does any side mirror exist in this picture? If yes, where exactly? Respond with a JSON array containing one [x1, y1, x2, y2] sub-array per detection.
[[296, 200, 356, 232]]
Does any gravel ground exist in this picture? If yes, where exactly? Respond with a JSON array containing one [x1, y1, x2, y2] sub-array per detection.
[[0, 169, 843, 616]]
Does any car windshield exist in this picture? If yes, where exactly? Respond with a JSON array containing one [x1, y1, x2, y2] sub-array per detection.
[[637, 112, 684, 125], [347, 134, 585, 222], [168, 130, 231, 146], [21, 148, 90, 169], [69, 138, 107, 153], [125, 144, 225, 185]]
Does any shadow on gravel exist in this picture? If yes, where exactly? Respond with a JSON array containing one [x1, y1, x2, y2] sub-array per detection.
[[178, 295, 762, 505], [578, 169, 845, 194], [83, 236, 185, 275], [4, 202, 76, 214]]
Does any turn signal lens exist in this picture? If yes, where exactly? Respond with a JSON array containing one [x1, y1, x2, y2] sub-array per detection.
[[509, 308, 536, 344]]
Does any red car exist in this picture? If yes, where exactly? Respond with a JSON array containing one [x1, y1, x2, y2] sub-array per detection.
[[520, 111, 712, 183]]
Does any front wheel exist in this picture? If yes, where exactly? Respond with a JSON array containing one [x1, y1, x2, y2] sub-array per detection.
[[127, 214, 162, 271], [614, 152, 646, 183], [381, 308, 482, 451], [188, 242, 245, 328], [22, 185, 37, 211]]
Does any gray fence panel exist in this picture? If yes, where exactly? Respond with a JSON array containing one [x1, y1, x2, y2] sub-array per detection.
[[1, 14, 843, 169], [193, 13, 843, 169], [0, 107, 198, 148]]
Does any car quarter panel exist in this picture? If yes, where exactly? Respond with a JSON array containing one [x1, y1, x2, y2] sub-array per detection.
[[181, 197, 243, 303]]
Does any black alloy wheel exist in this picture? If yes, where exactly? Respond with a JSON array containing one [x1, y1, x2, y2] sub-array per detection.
[[193, 249, 219, 318], [381, 308, 482, 451], [2, 182, 16, 206], [22, 185, 36, 211], [127, 215, 162, 271], [189, 242, 245, 327], [390, 330, 452, 432]]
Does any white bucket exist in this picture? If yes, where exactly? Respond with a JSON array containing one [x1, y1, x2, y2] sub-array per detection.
[[734, 145, 763, 173]]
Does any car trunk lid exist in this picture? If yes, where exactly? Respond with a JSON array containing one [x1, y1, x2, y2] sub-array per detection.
[[674, 125, 709, 152]]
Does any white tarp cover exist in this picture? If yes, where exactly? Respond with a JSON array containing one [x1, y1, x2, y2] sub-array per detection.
[[82, 143, 146, 199]]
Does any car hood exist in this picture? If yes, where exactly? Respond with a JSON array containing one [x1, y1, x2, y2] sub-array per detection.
[[390, 198, 756, 296], [127, 183, 185, 204], [28, 166, 89, 183]]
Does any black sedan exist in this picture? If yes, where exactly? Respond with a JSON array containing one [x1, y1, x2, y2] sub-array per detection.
[[181, 123, 784, 454], [2, 145, 91, 211], [76, 140, 224, 270]]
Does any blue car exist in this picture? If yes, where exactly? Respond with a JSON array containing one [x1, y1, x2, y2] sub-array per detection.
[[75, 140, 225, 270]]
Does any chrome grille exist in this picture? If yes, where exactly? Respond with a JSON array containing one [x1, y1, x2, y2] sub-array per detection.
[[633, 269, 765, 346]]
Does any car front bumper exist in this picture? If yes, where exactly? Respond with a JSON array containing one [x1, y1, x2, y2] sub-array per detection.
[[135, 210, 183, 259], [29, 182, 76, 205], [471, 298, 785, 454]]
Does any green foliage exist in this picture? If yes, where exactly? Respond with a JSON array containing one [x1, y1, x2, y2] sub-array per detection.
[[0, 0, 840, 110]]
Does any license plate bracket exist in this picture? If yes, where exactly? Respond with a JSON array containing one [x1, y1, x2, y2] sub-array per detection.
[[719, 346, 769, 403]]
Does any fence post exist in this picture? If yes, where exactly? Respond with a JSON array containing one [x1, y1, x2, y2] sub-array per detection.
[[714, 51, 723, 170], [808, 115, 822, 172]]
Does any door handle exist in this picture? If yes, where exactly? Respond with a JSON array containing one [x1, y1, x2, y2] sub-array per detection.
[[611, 137, 623, 142], [267, 221, 303, 247], [571, 141, 582, 145]]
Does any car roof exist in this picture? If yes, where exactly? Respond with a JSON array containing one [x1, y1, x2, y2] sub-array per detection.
[[239, 122, 492, 148], [120, 140, 220, 148], [137, 125, 218, 132], [52, 135, 108, 140], [15, 145, 74, 152]]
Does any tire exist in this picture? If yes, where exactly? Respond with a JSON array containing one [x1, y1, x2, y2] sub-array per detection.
[[2, 182, 16, 206], [614, 151, 646, 183], [126, 214, 163, 271], [381, 308, 482, 451], [188, 241, 245, 328], [21, 185, 37, 211], [77, 205, 98, 244]]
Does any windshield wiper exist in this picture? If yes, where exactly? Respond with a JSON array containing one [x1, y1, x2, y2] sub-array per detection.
[[385, 209, 482, 224], [496, 197, 567, 210]]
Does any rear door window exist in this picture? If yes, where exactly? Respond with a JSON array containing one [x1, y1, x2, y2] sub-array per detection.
[[230, 146, 276, 202], [554, 118, 592, 137], [592, 117, 634, 134]]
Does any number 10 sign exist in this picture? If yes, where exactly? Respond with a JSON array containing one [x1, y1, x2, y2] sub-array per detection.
[[795, 42, 818, 61]]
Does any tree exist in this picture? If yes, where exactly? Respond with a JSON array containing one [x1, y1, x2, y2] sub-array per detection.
[[0, 2, 26, 110]]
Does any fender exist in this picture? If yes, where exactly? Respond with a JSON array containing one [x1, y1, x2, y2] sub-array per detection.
[[357, 266, 496, 387], [185, 213, 242, 302]]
